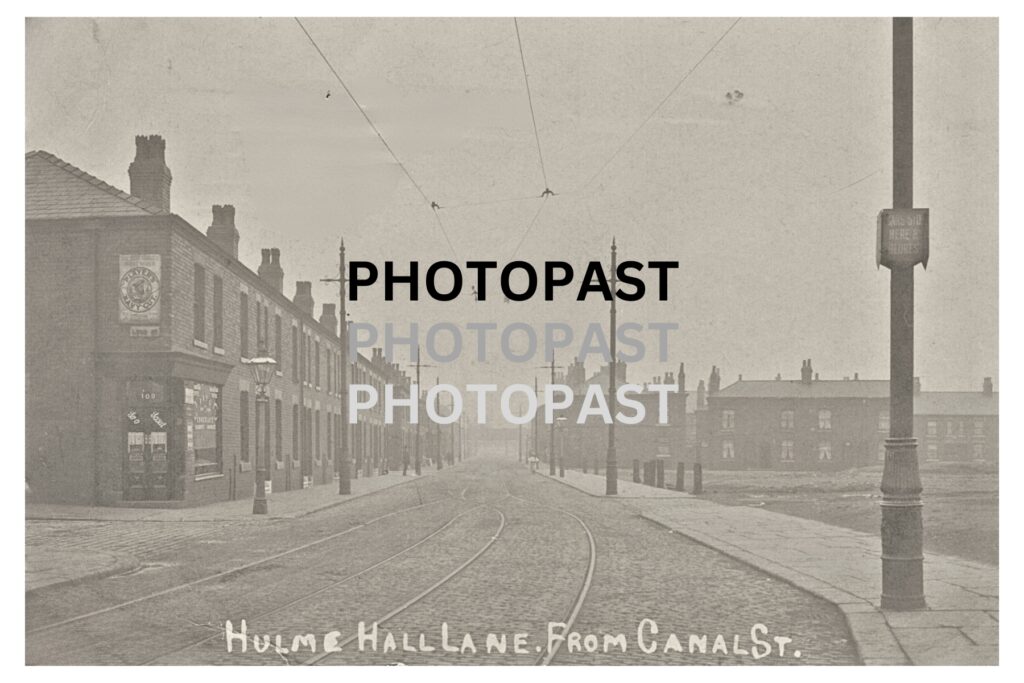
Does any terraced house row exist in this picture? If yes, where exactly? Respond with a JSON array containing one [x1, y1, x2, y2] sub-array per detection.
[[26, 135, 414, 506]]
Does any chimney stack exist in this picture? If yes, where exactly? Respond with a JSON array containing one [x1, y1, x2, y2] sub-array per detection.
[[913, 376, 922, 395], [678, 362, 686, 392], [128, 135, 172, 213], [983, 377, 993, 395], [708, 366, 721, 394], [207, 205, 239, 259], [801, 359, 813, 385], [696, 379, 706, 409], [258, 247, 284, 292], [293, 281, 314, 317], [320, 303, 339, 337]]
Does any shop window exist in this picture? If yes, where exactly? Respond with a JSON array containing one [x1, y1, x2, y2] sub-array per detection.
[[189, 383, 221, 476], [780, 410, 794, 430]]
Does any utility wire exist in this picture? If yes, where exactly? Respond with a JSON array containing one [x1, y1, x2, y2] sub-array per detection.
[[294, 17, 458, 258], [510, 197, 549, 258], [577, 17, 742, 194], [514, 18, 550, 193]]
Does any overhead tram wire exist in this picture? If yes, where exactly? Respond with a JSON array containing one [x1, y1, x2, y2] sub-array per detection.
[[294, 17, 459, 259], [514, 18, 552, 195], [575, 17, 742, 195], [509, 195, 550, 259]]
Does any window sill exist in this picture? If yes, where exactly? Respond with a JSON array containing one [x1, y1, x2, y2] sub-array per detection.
[[194, 472, 224, 481], [193, 339, 209, 350], [213, 346, 225, 356]]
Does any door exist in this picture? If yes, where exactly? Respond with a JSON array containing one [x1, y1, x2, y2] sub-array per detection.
[[124, 406, 176, 501]]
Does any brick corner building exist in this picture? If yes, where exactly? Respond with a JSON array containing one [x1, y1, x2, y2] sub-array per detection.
[[26, 136, 410, 506]]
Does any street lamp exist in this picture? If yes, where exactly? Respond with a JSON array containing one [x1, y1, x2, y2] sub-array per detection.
[[244, 349, 277, 515]]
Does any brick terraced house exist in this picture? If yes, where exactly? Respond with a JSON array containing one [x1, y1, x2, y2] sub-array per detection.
[[26, 135, 411, 506], [695, 360, 997, 471]]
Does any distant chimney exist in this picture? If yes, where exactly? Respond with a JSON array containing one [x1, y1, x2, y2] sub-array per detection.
[[320, 303, 338, 337], [775, 373, 782, 380], [854, 372, 859, 381], [983, 377, 993, 395], [678, 363, 686, 392], [258, 247, 284, 292], [128, 135, 172, 212], [738, 374, 743, 381], [801, 359, 813, 385], [696, 379, 706, 409], [708, 366, 721, 394], [207, 205, 239, 259], [814, 372, 819, 381], [913, 376, 922, 395], [293, 281, 314, 317]]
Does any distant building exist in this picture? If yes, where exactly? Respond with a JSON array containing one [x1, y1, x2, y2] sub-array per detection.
[[695, 360, 997, 471], [26, 136, 411, 506]]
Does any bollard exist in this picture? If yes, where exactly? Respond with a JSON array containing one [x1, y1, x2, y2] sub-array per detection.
[[656, 460, 665, 488], [693, 463, 703, 494], [676, 462, 685, 492], [633, 459, 640, 483], [643, 460, 654, 486]]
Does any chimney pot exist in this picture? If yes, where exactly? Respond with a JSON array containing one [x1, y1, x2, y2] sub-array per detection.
[[293, 281, 314, 317], [320, 303, 339, 337], [258, 246, 284, 292], [913, 376, 922, 395], [128, 134, 172, 212], [983, 377, 993, 395], [207, 205, 240, 259]]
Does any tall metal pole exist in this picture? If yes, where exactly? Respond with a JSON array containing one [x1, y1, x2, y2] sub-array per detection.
[[414, 347, 422, 475], [549, 353, 557, 475], [253, 391, 268, 514], [606, 238, 619, 495], [337, 240, 352, 494], [880, 17, 925, 610], [436, 375, 443, 470], [533, 376, 539, 463]]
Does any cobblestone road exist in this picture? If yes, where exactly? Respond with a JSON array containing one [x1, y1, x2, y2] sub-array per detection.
[[26, 456, 857, 665]]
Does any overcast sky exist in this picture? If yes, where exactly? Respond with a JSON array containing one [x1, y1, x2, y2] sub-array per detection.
[[26, 17, 998, 393]]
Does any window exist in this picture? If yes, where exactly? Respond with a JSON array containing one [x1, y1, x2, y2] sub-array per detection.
[[240, 390, 250, 463], [818, 441, 832, 461], [255, 300, 263, 352], [275, 399, 283, 462], [193, 264, 206, 342], [927, 421, 938, 437], [721, 440, 735, 459], [188, 383, 221, 476], [974, 421, 985, 438], [326, 409, 332, 461], [721, 410, 735, 430], [292, 404, 299, 462], [780, 410, 794, 430], [315, 341, 321, 388], [213, 276, 223, 348], [780, 440, 795, 462], [291, 326, 299, 381], [926, 443, 939, 461], [818, 409, 832, 430], [274, 314, 282, 365], [947, 421, 956, 437], [878, 411, 889, 432], [877, 441, 887, 461], [973, 444, 985, 461], [315, 410, 321, 460], [262, 304, 269, 353], [240, 292, 249, 358], [327, 353, 333, 394]]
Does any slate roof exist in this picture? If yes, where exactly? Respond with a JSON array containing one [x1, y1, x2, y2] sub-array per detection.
[[715, 379, 891, 399], [25, 151, 167, 220], [914, 392, 999, 417], [714, 380, 998, 416]]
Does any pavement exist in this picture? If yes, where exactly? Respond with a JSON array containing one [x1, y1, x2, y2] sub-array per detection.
[[539, 468, 999, 665], [25, 470, 430, 594]]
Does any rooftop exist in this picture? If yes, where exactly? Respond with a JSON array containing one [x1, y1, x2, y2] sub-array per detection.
[[26, 151, 167, 219]]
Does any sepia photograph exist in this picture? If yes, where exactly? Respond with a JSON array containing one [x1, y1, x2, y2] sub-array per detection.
[[20, 8, 1003, 669]]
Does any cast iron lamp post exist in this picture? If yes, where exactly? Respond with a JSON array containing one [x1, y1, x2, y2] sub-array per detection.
[[245, 349, 277, 514]]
